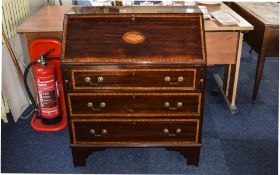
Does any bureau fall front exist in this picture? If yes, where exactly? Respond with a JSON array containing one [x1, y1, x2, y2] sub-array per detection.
[[61, 6, 207, 167]]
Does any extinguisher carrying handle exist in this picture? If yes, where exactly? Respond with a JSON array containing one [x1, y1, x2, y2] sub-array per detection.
[[24, 49, 60, 118], [41, 49, 55, 58], [38, 49, 56, 65]]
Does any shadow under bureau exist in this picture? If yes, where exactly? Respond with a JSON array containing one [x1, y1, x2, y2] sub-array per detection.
[[61, 6, 207, 167]]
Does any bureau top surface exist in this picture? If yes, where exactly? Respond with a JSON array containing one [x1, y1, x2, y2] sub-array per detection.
[[66, 6, 201, 15], [16, 3, 253, 33]]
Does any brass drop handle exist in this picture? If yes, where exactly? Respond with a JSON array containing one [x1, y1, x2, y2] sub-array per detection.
[[84, 76, 103, 85], [164, 76, 184, 85], [87, 102, 93, 107], [165, 76, 171, 82], [177, 102, 183, 108], [90, 129, 107, 137], [97, 76, 104, 83], [163, 128, 182, 136], [85, 77, 91, 83], [102, 129, 107, 135], [178, 76, 184, 82], [87, 102, 106, 111], [176, 128, 182, 134], [163, 128, 169, 134], [164, 101, 183, 110], [90, 129, 95, 134], [100, 102, 106, 108]]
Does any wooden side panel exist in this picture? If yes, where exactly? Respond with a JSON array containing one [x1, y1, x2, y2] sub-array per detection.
[[206, 32, 239, 65], [25, 32, 62, 51], [22, 32, 62, 65]]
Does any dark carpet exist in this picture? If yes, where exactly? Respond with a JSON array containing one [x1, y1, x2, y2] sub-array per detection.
[[1, 42, 278, 174]]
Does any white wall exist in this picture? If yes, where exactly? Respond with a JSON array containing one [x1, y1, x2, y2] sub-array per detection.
[[52, 0, 74, 5], [29, 0, 47, 15], [2, 34, 29, 122], [2, 0, 47, 122]]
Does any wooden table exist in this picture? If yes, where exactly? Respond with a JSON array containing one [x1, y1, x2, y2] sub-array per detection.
[[17, 3, 253, 114], [229, 2, 279, 101]]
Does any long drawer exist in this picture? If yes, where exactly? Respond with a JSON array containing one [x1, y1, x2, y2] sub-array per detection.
[[68, 93, 202, 117], [71, 119, 200, 144], [63, 67, 204, 90]]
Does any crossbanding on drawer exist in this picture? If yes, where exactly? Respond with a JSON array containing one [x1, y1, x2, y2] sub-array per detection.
[[68, 93, 202, 117], [71, 119, 200, 144], [71, 68, 202, 90]]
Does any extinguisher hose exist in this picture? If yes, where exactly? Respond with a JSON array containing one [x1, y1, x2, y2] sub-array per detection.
[[23, 57, 60, 118], [24, 60, 39, 115]]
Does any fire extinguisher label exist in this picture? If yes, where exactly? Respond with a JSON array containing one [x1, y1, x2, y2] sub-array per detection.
[[39, 90, 57, 107], [37, 75, 59, 118]]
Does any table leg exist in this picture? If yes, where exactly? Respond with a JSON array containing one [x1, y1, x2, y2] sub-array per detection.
[[213, 32, 243, 114], [252, 31, 270, 102]]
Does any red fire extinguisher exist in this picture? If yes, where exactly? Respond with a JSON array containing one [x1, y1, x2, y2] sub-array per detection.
[[24, 49, 62, 125]]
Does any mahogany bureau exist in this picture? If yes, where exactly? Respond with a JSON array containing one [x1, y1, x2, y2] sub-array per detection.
[[61, 6, 207, 167]]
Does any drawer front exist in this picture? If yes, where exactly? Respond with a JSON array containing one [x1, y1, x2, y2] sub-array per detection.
[[68, 93, 202, 117], [70, 68, 203, 90], [71, 119, 200, 144]]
